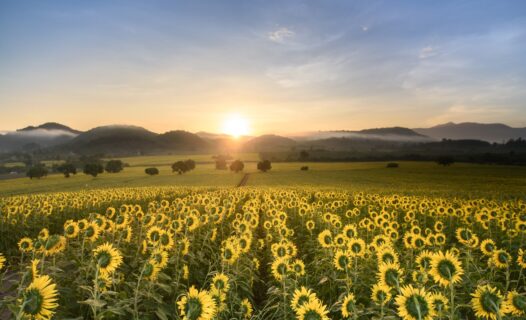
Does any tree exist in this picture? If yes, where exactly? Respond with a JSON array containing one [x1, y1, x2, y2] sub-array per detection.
[[172, 161, 188, 174], [230, 160, 244, 173], [145, 167, 159, 175], [437, 156, 455, 166], [57, 163, 77, 178], [184, 159, 196, 171], [257, 160, 272, 172], [215, 159, 227, 170], [299, 150, 309, 160], [26, 165, 48, 179], [105, 160, 124, 173], [84, 163, 104, 177]]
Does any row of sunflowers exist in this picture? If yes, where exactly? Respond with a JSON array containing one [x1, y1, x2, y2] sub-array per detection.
[[0, 187, 525, 319]]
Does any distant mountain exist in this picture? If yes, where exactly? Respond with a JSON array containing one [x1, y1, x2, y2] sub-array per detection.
[[296, 127, 431, 142], [61, 125, 209, 155], [0, 122, 81, 153], [18, 122, 82, 134], [158, 130, 210, 150], [243, 134, 297, 152], [356, 127, 425, 137], [414, 122, 526, 142]]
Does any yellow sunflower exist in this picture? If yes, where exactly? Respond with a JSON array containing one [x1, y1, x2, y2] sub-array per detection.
[[240, 298, 253, 319], [296, 298, 330, 320], [18, 237, 34, 253], [291, 286, 317, 312], [0, 253, 5, 270], [333, 250, 352, 271], [377, 262, 404, 288], [289, 259, 306, 277], [318, 230, 333, 248], [502, 290, 526, 317], [347, 238, 366, 257], [491, 249, 511, 269], [271, 257, 289, 281], [221, 241, 240, 265], [517, 248, 526, 268], [63, 220, 79, 238], [212, 273, 230, 293], [395, 285, 436, 320], [143, 259, 161, 282], [20, 275, 59, 320], [341, 292, 356, 318], [177, 286, 217, 320], [371, 283, 391, 305], [471, 284, 503, 320], [430, 292, 449, 314], [480, 239, 496, 256], [429, 251, 464, 287], [93, 242, 123, 275]]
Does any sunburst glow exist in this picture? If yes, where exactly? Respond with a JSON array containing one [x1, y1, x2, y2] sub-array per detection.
[[221, 114, 250, 138]]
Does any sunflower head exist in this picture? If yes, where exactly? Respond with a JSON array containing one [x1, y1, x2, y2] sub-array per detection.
[[177, 286, 217, 320], [291, 287, 316, 312], [429, 251, 464, 287], [395, 285, 435, 320], [371, 283, 391, 305], [502, 291, 526, 317], [240, 298, 253, 319], [21, 275, 59, 320], [212, 273, 230, 293], [471, 284, 503, 320], [341, 293, 356, 318], [296, 298, 330, 320], [93, 242, 123, 275]]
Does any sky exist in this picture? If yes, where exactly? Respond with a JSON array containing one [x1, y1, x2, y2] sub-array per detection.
[[1, 0, 525, 134]]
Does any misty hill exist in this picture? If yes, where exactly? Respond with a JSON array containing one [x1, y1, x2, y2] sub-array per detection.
[[298, 127, 431, 142], [356, 127, 425, 137], [414, 122, 526, 142], [61, 125, 209, 155], [243, 135, 297, 152], [18, 122, 82, 134], [0, 122, 81, 153]]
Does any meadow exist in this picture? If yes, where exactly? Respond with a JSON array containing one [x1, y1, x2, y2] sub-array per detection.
[[0, 158, 525, 319]]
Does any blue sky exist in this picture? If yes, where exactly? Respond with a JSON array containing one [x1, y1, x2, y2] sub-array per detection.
[[1, 0, 525, 134]]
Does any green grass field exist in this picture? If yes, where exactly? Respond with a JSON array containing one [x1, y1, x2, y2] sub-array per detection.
[[0, 156, 525, 198]]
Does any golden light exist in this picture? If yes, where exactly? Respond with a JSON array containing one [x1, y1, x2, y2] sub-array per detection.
[[221, 114, 250, 138]]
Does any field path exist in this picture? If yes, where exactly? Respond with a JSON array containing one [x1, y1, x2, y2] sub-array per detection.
[[236, 173, 250, 187]]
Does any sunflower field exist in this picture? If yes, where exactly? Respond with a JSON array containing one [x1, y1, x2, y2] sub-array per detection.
[[0, 186, 525, 319]]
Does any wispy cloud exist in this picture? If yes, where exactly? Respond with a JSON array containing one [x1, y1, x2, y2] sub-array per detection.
[[418, 46, 438, 59], [268, 27, 295, 43], [266, 58, 345, 88]]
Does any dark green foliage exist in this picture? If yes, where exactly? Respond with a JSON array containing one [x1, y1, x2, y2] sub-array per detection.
[[145, 167, 159, 175], [26, 164, 48, 179], [257, 160, 272, 172], [105, 160, 124, 173], [83, 163, 104, 177], [56, 163, 77, 177], [437, 156, 455, 166], [300, 166, 309, 171], [171, 161, 188, 174], [230, 160, 244, 173], [184, 159, 196, 171]]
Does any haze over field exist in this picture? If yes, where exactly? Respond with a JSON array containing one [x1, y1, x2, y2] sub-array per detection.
[[1, 0, 526, 134]]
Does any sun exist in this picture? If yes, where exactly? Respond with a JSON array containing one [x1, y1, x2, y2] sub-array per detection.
[[222, 114, 250, 138]]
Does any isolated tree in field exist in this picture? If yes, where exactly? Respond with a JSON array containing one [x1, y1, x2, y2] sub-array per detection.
[[145, 167, 159, 175], [27, 165, 48, 179], [105, 160, 124, 173], [57, 163, 77, 178], [172, 161, 188, 174], [257, 160, 272, 172], [230, 160, 244, 173], [84, 163, 104, 177], [215, 159, 227, 170], [437, 156, 455, 166], [184, 159, 196, 171], [299, 150, 309, 160]]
